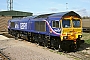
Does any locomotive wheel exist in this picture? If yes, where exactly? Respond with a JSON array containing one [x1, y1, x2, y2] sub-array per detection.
[[30, 35, 35, 43], [60, 41, 70, 51], [69, 44, 77, 51], [43, 36, 48, 47], [58, 44, 62, 52], [14, 31, 20, 40], [27, 36, 31, 42], [43, 39, 48, 47], [60, 41, 76, 51], [61, 41, 81, 51], [15, 37, 18, 40]]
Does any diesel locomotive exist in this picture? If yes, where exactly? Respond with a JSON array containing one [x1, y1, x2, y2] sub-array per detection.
[[8, 11, 84, 51]]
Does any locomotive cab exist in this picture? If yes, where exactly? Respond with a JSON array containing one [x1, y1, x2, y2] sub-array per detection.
[[61, 16, 82, 41], [49, 11, 84, 51], [60, 16, 83, 51]]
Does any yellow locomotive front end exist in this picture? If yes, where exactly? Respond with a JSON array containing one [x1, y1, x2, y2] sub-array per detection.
[[60, 16, 84, 51]]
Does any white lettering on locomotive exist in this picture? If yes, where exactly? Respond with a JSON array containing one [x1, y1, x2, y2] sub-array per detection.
[[15, 23, 19, 29], [20, 23, 27, 29], [54, 29, 61, 32]]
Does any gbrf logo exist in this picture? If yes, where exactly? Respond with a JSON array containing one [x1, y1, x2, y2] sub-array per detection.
[[20, 23, 27, 29]]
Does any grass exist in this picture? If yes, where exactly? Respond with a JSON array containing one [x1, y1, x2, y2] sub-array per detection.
[[82, 33, 90, 44], [49, 49, 63, 55], [85, 39, 90, 44]]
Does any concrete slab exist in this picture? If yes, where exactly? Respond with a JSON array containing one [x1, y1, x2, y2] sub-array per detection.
[[0, 35, 9, 40]]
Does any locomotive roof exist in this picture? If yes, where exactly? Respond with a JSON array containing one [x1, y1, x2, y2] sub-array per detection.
[[34, 11, 81, 20], [48, 11, 81, 19], [9, 11, 81, 22], [34, 13, 54, 19], [9, 17, 30, 22]]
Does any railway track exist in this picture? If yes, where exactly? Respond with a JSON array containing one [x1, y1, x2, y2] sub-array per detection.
[[0, 52, 10, 60], [66, 51, 90, 60], [2, 33, 14, 38], [0, 33, 11, 60]]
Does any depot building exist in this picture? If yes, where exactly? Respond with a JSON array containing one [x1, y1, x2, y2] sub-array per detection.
[[0, 10, 33, 32]]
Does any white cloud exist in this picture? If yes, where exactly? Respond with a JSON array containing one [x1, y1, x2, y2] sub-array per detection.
[[86, 10, 90, 16], [48, 7, 58, 11], [34, 2, 66, 15], [47, 2, 67, 12], [33, 11, 50, 15], [68, 7, 90, 17], [76, 9, 88, 16]]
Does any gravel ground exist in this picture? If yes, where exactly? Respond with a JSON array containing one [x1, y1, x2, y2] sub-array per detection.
[[0, 35, 74, 60]]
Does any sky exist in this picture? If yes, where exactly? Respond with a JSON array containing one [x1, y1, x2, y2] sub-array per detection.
[[0, 0, 90, 17]]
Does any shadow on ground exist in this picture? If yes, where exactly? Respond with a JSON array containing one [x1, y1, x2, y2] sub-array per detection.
[[78, 43, 90, 51]]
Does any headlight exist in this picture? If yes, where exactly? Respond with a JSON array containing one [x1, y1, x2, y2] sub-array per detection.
[[78, 35, 82, 38], [63, 36, 68, 40]]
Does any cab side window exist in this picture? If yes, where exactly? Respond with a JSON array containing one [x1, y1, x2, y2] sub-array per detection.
[[52, 21, 60, 28]]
